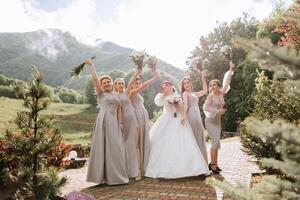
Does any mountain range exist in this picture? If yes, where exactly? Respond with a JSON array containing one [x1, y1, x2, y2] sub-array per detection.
[[0, 29, 183, 90]]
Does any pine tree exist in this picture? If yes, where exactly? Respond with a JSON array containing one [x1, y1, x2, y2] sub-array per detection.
[[5, 65, 66, 199], [208, 1, 300, 199]]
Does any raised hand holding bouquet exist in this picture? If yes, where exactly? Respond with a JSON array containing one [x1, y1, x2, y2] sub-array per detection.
[[190, 56, 204, 71], [130, 50, 146, 70], [70, 56, 96, 78], [145, 55, 157, 72], [221, 45, 233, 61]]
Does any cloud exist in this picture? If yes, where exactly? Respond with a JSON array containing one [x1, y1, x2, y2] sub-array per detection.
[[95, 0, 281, 68], [0, 0, 291, 68]]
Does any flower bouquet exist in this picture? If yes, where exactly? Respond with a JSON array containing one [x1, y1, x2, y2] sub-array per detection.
[[166, 94, 182, 117], [145, 55, 157, 72], [70, 56, 96, 78], [190, 56, 203, 71], [221, 45, 233, 61], [130, 50, 145, 70]]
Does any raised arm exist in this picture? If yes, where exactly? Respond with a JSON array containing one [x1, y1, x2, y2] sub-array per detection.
[[127, 68, 142, 96], [221, 61, 234, 95], [194, 71, 208, 97], [131, 71, 159, 95], [85, 59, 102, 96]]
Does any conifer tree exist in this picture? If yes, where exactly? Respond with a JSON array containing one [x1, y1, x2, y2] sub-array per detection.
[[5, 65, 66, 199], [209, 1, 300, 199]]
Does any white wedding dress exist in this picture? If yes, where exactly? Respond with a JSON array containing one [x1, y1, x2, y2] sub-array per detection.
[[145, 93, 210, 179]]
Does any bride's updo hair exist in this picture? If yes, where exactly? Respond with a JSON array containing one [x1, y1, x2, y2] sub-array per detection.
[[160, 80, 177, 93]]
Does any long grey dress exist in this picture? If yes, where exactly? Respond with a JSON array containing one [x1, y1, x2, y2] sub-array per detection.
[[118, 92, 139, 178], [186, 92, 208, 162], [87, 92, 129, 185], [131, 93, 150, 174]]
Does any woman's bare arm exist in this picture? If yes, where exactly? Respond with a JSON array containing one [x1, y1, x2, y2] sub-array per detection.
[[85, 59, 102, 96]]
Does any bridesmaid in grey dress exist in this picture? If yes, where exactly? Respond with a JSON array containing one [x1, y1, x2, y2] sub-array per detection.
[[85, 59, 128, 185], [114, 69, 142, 180], [181, 71, 208, 163], [130, 70, 159, 174], [203, 61, 234, 174]]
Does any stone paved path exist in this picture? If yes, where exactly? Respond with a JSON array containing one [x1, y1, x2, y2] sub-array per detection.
[[59, 138, 261, 199]]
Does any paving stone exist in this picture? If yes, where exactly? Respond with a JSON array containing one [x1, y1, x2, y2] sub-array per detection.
[[59, 139, 261, 199]]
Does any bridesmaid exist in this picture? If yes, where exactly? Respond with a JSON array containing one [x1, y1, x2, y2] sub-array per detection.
[[203, 61, 234, 174], [114, 69, 142, 180], [181, 71, 208, 163], [130, 70, 159, 174], [85, 59, 128, 185]]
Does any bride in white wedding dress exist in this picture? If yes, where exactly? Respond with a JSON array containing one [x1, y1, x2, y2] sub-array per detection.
[[145, 81, 210, 179]]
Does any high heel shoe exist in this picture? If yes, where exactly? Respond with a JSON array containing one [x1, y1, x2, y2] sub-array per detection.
[[208, 163, 220, 174], [208, 163, 222, 172]]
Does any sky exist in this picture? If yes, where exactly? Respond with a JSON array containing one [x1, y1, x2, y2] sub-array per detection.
[[0, 0, 293, 69]]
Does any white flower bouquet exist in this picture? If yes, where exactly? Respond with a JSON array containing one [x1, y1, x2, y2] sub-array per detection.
[[130, 50, 145, 70], [166, 94, 182, 117], [166, 94, 182, 104]]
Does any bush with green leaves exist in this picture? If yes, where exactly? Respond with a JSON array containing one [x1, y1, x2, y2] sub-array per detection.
[[55, 86, 84, 104], [239, 71, 300, 173]]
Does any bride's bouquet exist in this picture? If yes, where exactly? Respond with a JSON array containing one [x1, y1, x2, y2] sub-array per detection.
[[130, 50, 146, 70], [166, 94, 181, 104], [166, 94, 182, 117]]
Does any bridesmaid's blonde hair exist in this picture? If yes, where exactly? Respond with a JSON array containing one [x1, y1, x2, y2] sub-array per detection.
[[99, 75, 113, 86], [114, 78, 125, 92]]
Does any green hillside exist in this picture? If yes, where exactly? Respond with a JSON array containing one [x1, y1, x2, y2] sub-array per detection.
[[0, 97, 96, 145], [0, 29, 183, 90]]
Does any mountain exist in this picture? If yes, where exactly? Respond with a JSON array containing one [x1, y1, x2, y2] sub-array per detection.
[[0, 29, 183, 90]]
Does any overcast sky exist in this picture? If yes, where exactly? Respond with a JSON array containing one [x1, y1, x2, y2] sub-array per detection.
[[0, 0, 293, 68]]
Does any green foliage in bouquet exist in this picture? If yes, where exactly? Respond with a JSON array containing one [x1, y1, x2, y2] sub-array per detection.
[[70, 56, 96, 78]]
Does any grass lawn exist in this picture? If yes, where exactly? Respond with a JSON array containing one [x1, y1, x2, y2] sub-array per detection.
[[0, 97, 97, 145]]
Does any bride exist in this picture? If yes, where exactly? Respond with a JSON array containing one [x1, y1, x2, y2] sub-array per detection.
[[145, 80, 210, 179]]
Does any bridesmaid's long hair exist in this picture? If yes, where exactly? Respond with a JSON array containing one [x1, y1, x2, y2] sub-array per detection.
[[180, 77, 193, 96]]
